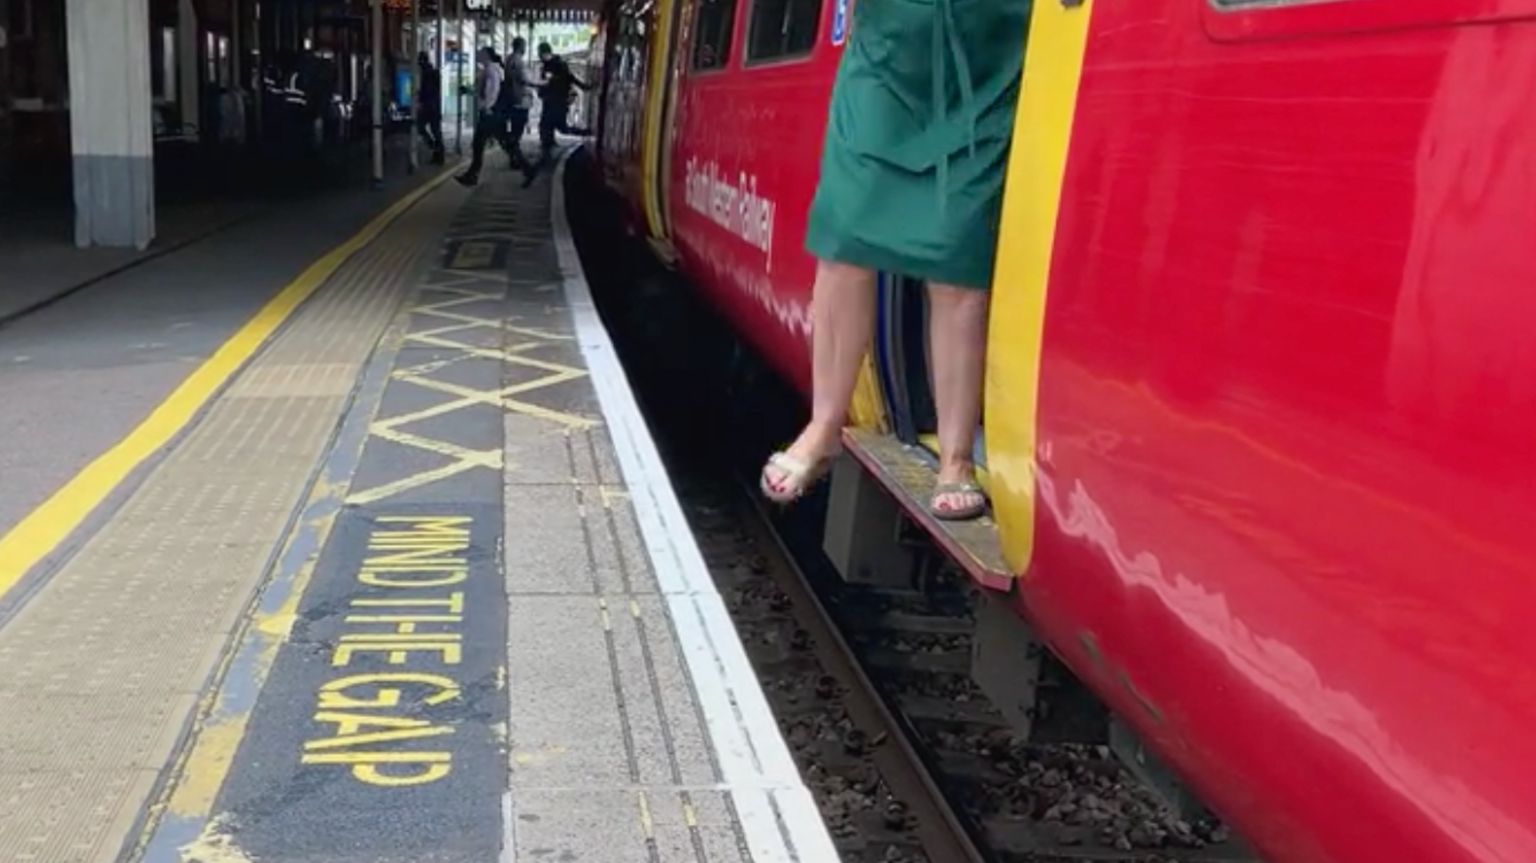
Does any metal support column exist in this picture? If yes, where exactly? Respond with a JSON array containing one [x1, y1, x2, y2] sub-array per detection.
[[371, 0, 384, 187], [64, 0, 155, 247], [455, 0, 465, 155], [252, 0, 263, 141], [409, 0, 420, 173], [231, 0, 242, 135], [436, 0, 446, 153]]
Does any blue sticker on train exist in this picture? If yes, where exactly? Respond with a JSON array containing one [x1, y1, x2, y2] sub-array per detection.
[[832, 0, 849, 46]]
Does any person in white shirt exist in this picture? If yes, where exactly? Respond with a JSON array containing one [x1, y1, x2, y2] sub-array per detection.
[[457, 47, 510, 186], [500, 37, 535, 172]]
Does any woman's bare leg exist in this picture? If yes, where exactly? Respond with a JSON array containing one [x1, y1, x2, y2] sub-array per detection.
[[765, 260, 877, 492], [927, 282, 989, 513]]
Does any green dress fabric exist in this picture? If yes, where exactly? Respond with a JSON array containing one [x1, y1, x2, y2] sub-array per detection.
[[806, 0, 1030, 289]]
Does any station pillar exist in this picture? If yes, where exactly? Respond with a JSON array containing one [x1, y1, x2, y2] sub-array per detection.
[[64, 0, 155, 249]]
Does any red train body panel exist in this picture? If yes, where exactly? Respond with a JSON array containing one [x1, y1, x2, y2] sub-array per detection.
[[663, 3, 841, 389], [1031, 5, 1536, 861], [589, 1, 1536, 861]]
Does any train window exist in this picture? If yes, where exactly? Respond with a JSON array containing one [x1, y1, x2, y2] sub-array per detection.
[[1205, 0, 1536, 40], [693, 0, 737, 71], [747, 0, 821, 62]]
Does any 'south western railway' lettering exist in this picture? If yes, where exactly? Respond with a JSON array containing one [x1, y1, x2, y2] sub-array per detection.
[[683, 157, 776, 256], [300, 516, 472, 787]]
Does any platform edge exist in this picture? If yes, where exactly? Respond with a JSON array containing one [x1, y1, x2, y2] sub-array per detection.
[[550, 153, 841, 863]]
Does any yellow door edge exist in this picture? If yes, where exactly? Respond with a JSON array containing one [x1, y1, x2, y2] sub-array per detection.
[[984, 0, 1094, 577], [640, 0, 680, 239], [847, 354, 890, 433]]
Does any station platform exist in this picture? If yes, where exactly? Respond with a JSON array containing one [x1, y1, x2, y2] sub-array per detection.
[[0, 155, 838, 863]]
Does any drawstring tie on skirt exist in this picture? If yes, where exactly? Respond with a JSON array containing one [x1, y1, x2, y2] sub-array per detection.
[[932, 0, 977, 217]]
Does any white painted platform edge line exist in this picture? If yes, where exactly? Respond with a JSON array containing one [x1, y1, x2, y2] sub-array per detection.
[[550, 157, 840, 863], [676, 591, 809, 786], [501, 792, 518, 863]]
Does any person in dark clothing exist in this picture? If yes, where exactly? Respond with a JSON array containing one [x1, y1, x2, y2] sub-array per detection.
[[417, 52, 446, 164], [523, 43, 590, 186]]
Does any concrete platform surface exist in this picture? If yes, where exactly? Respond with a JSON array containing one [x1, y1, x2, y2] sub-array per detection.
[[0, 158, 456, 593], [0, 155, 836, 863]]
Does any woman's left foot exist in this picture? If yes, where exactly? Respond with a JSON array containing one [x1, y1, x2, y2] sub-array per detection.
[[931, 480, 987, 521]]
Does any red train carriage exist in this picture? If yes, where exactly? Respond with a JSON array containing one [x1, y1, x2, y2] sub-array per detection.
[[586, 1, 1536, 861]]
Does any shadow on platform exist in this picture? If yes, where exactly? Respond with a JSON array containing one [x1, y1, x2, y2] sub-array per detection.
[[0, 129, 464, 326]]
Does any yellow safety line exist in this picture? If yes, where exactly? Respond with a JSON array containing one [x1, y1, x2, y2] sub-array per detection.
[[0, 167, 460, 601]]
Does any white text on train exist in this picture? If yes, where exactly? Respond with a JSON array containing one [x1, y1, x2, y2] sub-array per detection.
[[683, 158, 775, 256]]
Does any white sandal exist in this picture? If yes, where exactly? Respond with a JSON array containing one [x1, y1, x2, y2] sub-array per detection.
[[931, 481, 988, 521], [760, 451, 834, 504]]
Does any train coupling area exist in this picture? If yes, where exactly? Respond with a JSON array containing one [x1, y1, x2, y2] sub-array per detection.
[[0, 158, 839, 863]]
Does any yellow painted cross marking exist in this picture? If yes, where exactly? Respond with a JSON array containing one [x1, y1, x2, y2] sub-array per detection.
[[346, 267, 602, 505]]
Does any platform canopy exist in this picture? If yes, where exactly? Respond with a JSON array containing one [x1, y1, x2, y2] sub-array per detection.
[[388, 0, 604, 18]]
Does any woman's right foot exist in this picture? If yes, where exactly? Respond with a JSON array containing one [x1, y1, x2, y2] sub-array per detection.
[[760, 452, 831, 503], [760, 427, 842, 503]]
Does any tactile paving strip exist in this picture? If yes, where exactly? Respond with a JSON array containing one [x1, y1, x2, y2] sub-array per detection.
[[487, 170, 837, 862], [0, 183, 465, 863]]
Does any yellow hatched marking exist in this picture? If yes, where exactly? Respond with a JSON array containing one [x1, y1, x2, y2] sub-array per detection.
[[347, 461, 488, 506], [388, 368, 589, 417], [412, 304, 498, 324], [420, 281, 497, 296], [411, 319, 492, 337], [412, 292, 499, 310], [403, 331, 585, 370], [393, 356, 474, 378], [396, 372, 599, 431], [500, 399, 601, 430], [439, 268, 514, 283], [348, 268, 602, 504], [507, 325, 573, 341], [370, 426, 501, 466], [404, 334, 553, 361]]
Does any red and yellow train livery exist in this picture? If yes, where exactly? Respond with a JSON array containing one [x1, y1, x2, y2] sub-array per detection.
[[585, 1, 1536, 861]]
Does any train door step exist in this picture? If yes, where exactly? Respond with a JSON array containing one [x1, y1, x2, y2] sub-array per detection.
[[836, 427, 1013, 591]]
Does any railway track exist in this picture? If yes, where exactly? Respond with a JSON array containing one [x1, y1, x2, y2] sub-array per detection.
[[718, 482, 986, 863], [679, 472, 1241, 863], [565, 151, 1251, 863]]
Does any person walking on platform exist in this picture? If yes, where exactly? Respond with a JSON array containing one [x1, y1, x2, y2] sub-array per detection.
[[500, 38, 535, 172], [522, 42, 589, 186], [457, 47, 510, 187], [759, 0, 1029, 521], [417, 52, 446, 165]]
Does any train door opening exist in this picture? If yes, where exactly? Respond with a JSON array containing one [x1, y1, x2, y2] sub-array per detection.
[[875, 275, 988, 472]]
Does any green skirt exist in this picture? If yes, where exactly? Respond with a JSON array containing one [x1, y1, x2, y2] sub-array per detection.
[[806, 0, 1029, 289]]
